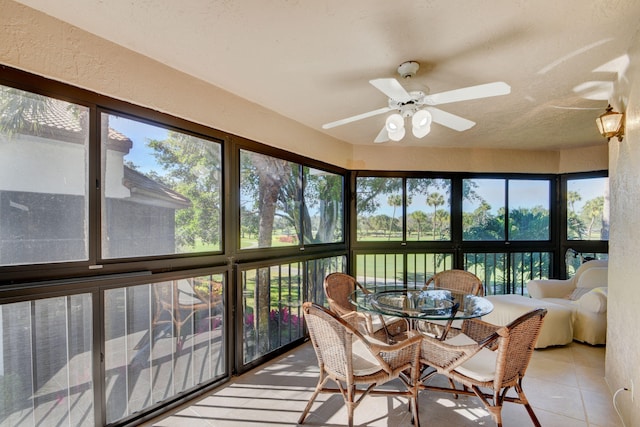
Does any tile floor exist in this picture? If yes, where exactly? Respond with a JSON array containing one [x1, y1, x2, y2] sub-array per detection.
[[145, 341, 623, 426]]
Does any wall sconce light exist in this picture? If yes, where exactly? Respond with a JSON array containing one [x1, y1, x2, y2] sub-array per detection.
[[596, 104, 625, 142]]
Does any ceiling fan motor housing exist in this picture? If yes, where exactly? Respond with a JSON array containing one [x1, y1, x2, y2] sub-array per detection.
[[397, 61, 420, 79], [389, 91, 426, 117]]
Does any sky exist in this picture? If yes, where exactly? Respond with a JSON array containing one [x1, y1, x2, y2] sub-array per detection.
[[108, 115, 168, 175]]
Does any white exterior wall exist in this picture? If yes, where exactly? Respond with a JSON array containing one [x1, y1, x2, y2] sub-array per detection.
[[0, 135, 86, 195]]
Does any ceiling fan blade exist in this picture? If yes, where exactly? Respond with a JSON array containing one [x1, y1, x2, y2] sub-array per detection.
[[322, 107, 392, 129], [374, 127, 389, 143], [422, 82, 511, 105], [426, 107, 476, 131], [369, 78, 413, 102]]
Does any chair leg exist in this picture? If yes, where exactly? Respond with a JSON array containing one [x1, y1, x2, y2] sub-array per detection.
[[298, 373, 329, 424], [470, 386, 503, 427], [447, 378, 459, 398], [410, 386, 420, 427], [515, 381, 542, 427], [346, 385, 356, 427], [492, 389, 504, 427]]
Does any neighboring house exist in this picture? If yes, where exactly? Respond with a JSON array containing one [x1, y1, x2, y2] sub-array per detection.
[[0, 97, 190, 264]]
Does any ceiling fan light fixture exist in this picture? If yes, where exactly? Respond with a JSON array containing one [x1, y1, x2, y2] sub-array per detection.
[[412, 109, 432, 128], [596, 104, 624, 141], [385, 113, 405, 133], [411, 109, 432, 138], [388, 127, 405, 141], [412, 125, 431, 138]]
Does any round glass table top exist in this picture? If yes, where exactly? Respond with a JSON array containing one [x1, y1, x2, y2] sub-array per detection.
[[350, 286, 493, 321]]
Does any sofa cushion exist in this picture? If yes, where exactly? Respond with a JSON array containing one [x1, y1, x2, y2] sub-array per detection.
[[567, 287, 591, 301], [576, 267, 608, 289], [454, 347, 497, 382], [578, 287, 608, 313]]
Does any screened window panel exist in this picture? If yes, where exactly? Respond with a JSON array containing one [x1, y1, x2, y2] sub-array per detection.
[[406, 252, 454, 286], [508, 180, 550, 241], [356, 177, 403, 241], [406, 178, 451, 241], [0, 85, 89, 265], [567, 177, 609, 241], [241, 263, 305, 364], [104, 275, 225, 424], [354, 253, 405, 287], [302, 166, 344, 244], [239, 150, 299, 249], [0, 295, 94, 426], [101, 114, 222, 259], [463, 179, 505, 241]]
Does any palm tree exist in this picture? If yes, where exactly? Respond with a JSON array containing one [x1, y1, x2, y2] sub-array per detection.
[[426, 192, 445, 239], [583, 197, 604, 239], [567, 191, 581, 214], [387, 194, 402, 240], [409, 210, 428, 239]]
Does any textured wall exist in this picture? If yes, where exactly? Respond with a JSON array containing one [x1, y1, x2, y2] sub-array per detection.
[[606, 28, 640, 425], [1, 0, 607, 173]]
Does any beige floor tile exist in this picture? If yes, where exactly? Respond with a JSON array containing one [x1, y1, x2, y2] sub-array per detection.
[[527, 356, 580, 387], [145, 340, 625, 427], [582, 388, 625, 427]]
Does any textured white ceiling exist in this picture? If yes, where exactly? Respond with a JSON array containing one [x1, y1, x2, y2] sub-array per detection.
[[14, 0, 640, 150]]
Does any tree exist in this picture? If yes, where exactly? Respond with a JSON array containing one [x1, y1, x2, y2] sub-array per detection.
[[566, 190, 585, 239], [434, 209, 450, 240], [582, 197, 604, 239], [241, 153, 294, 354], [508, 206, 549, 240], [426, 192, 445, 239], [0, 87, 53, 136], [567, 191, 581, 214], [147, 133, 222, 250], [463, 202, 504, 240], [386, 194, 403, 240], [370, 215, 394, 236], [408, 210, 428, 239]]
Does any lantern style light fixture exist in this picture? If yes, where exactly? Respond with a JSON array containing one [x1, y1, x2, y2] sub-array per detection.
[[596, 104, 624, 142]]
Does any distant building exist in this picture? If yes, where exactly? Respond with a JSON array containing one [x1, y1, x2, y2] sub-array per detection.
[[0, 96, 190, 264]]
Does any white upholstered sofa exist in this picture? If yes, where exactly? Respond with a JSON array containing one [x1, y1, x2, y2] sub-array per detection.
[[526, 259, 608, 345]]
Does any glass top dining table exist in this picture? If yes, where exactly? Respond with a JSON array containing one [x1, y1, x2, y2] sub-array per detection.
[[349, 285, 494, 333]]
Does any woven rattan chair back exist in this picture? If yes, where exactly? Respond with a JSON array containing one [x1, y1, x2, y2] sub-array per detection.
[[494, 308, 546, 388], [424, 269, 484, 297], [299, 302, 421, 427], [323, 272, 363, 316]]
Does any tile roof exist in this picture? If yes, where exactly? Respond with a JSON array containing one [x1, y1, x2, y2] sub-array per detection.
[[4, 94, 189, 209]]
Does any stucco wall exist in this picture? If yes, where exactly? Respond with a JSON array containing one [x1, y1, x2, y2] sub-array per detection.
[[1, 0, 607, 174], [606, 28, 640, 426]]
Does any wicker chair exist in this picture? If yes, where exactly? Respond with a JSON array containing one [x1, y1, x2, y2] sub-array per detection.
[[299, 302, 422, 427], [424, 269, 484, 296], [152, 279, 223, 350], [419, 308, 547, 427], [419, 269, 484, 339], [323, 272, 407, 343]]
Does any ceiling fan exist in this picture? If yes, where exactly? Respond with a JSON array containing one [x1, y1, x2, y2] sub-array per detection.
[[322, 61, 511, 143]]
